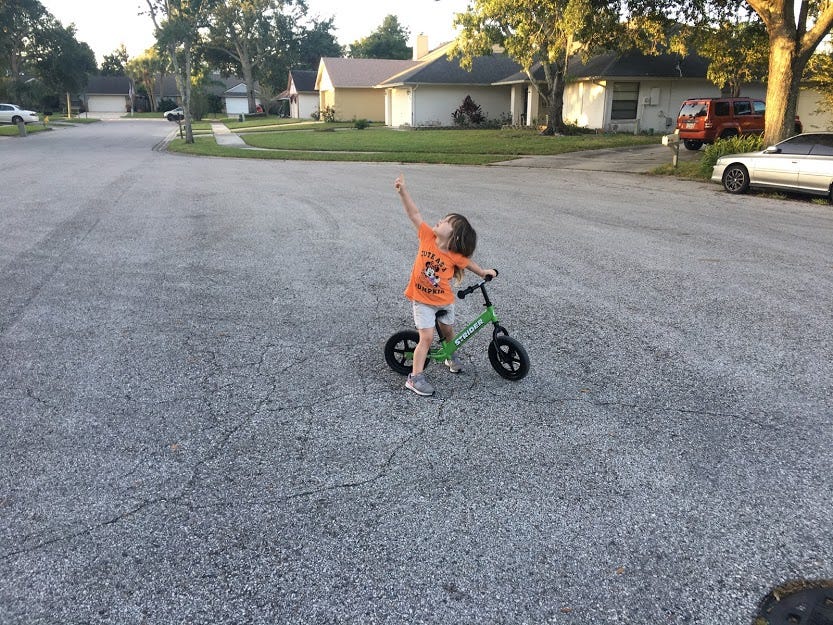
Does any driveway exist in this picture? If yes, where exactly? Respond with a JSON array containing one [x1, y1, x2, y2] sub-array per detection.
[[1, 120, 831, 625]]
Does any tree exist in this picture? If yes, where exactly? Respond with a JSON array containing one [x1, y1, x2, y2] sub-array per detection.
[[694, 19, 768, 98], [452, 0, 620, 135], [146, 0, 219, 143], [126, 48, 165, 111], [31, 20, 97, 115], [205, 0, 306, 114], [349, 15, 411, 59], [0, 0, 48, 100], [804, 51, 833, 118], [101, 44, 129, 75], [746, 0, 833, 144], [296, 16, 343, 69], [630, 0, 833, 145]]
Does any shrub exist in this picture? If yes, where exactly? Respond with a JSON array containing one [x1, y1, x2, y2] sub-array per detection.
[[452, 95, 485, 127], [700, 134, 765, 176], [158, 98, 178, 112], [354, 118, 370, 130]]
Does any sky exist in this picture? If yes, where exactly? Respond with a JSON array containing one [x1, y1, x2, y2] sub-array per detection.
[[39, 0, 471, 63]]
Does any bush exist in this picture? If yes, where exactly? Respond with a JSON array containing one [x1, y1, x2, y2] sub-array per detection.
[[311, 105, 336, 123], [158, 98, 178, 113], [452, 95, 486, 127], [700, 134, 765, 176], [353, 118, 370, 130]]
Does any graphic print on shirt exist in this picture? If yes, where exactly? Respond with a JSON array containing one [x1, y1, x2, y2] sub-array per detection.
[[423, 260, 441, 287]]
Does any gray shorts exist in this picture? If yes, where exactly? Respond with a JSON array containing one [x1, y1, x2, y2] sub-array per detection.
[[412, 301, 455, 329]]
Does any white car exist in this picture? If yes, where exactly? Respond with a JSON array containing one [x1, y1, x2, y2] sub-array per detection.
[[712, 132, 833, 201], [163, 107, 185, 121], [0, 103, 39, 124]]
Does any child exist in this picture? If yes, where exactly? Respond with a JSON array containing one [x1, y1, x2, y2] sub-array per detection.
[[394, 174, 496, 396]]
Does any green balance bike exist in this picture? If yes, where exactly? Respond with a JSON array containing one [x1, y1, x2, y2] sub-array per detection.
[[384, 272, 530, 380]]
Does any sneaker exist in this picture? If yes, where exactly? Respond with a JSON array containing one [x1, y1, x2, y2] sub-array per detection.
[[406, 372, 435, 396], [444, 352, 463, 373]]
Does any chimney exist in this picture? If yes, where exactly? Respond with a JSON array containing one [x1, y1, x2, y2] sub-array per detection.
[[414, 34, 429, 61]]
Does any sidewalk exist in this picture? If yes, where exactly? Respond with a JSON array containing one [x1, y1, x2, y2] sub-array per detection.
[[211, 123, 247, 147]]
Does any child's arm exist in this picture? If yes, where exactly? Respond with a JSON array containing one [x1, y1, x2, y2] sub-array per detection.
[[394, 174, 423, 230], [466, 259, 497, 280]]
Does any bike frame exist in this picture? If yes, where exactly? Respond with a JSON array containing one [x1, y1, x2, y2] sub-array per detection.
[[426, 279, 505, 362], [429, 305, 499, 362]]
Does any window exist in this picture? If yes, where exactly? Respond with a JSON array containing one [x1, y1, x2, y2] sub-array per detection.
[[713, 101, 730, 116], [753, 101, 766, 114], [733, 100, 752, 115], [611, 82, 639, 120]]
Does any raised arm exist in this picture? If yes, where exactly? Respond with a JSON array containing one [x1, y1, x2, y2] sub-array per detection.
[[465, 259, 497, 280], [394, 174, 423, 230]]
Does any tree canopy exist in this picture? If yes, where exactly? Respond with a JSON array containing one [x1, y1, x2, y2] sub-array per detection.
[[0, 0, 97, 109], [349, 15, 412, 59], [452, 0, 621, 134], [101, 44, 129, 75]]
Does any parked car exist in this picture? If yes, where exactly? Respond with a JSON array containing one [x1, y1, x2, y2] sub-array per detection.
[[0, 103, 39, 124], [163, 107, 185, 121], [711, 132, 833, 201], [676, 97, 802, 151]]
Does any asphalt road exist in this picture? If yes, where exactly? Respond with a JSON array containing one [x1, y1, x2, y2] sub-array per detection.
[[1, 120, 831, 625]]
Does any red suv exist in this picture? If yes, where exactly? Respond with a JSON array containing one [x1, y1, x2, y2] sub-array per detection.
[[676, 97, 802, 151]]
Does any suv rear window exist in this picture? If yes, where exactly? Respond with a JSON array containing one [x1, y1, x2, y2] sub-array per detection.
[[679, 102, 707, 117]]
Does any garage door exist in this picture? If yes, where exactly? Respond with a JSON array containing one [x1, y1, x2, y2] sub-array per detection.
[[87, 96, 126, 113]]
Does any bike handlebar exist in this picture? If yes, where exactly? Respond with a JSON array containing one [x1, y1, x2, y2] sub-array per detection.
[[457, 269, 499, 300]]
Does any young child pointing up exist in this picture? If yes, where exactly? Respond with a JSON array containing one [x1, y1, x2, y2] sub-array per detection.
[[394, 174, 496, 396]]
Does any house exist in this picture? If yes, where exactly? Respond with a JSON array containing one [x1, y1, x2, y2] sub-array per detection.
[[83, 76, 131, 113], [493, 51, 729, 134], [377, 40, 523, 127], [286, 70, 318, 119], [315, 57, 418, 122], [219, 80, 261, 116]]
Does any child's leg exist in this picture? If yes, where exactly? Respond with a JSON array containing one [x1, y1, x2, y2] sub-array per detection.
[[437, 321, 463, 373], [411, 327, 435, 375], [437, 321, 454, 344]]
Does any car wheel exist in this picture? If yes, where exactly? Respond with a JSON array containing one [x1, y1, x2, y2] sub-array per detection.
[[720, 129, 739, 139], [722, 163, 750, 194], [11, 115, 22, 124], [683, 139, 702, 151]]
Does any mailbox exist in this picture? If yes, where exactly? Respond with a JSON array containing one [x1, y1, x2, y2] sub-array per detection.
[[662, 132, 680, 146]]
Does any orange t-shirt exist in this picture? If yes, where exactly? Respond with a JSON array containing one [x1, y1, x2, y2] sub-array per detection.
[[404, 222, 469, 306]]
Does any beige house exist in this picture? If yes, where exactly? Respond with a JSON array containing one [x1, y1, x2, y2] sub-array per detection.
[[315, 57, 417, 121]]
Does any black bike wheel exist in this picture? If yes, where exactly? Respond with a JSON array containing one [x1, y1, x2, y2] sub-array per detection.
[[384, 330, 423, 375], [487, 335, 529, 380]]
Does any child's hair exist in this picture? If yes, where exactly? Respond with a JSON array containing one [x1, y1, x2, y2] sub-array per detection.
[[445, 213, 477, 283]]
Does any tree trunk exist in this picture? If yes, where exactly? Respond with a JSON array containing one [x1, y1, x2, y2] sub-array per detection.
[[528, 61, 566, 135], [240, 55, 256, 114], [763, 32, 800, 145]]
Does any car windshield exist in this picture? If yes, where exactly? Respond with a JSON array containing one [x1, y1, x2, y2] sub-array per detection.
[[679, 102, 707, 117]]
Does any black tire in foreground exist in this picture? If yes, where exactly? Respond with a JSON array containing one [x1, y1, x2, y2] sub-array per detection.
[[487, 335, 530, 380]]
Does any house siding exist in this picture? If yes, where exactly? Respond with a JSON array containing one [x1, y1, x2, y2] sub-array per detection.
[[797, 87, 833, 131], [324, 88, 385, 122], [413, 86, 512, 127]]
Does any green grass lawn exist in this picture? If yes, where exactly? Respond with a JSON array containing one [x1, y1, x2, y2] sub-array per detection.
[[167, 125, 663, 165], [0, 123, 51, 136]]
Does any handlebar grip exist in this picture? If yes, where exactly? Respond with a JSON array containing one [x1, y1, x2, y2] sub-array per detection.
[[485, 269, 499, 281]]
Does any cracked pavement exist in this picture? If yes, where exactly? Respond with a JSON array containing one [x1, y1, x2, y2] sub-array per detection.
[[1, 120, 832, 625]]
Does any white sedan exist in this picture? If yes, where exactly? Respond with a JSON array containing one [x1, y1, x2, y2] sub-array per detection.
[[0, 103, 39, 124], [712, 132, 833, 202]]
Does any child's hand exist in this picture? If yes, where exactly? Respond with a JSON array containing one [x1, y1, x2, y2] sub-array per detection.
[[483, 268, 498, 280], [394, 174, 405, 194]]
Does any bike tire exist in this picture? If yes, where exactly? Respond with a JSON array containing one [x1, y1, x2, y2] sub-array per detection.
[[487, 335, 529, 380], [384, 330, 425, 375]]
